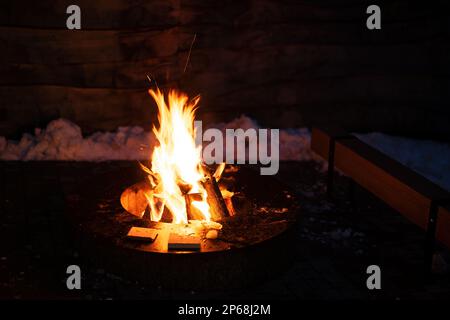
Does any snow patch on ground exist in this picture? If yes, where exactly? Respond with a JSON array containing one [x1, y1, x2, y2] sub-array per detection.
[[0, 119, 154, 161], [355, 132, 450, 192], [211, 115, 317, 162], [0, 116, 315, 162], [3, 118, 448, 193]]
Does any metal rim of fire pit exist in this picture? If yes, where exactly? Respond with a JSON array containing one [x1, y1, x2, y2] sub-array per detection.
[[65, 163, 300, 291]]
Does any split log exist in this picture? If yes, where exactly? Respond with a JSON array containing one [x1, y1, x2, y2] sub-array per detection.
[[201, 173, 230, 221], [178, 182, 203, 221], [120, 181, 150, 218], [185, 193, 204, 221]]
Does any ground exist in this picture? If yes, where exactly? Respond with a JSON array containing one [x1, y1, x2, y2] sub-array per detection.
[[1, 161, 449, 300]]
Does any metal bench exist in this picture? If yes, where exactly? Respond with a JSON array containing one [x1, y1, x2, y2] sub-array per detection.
[[311, 127, 450, 274]]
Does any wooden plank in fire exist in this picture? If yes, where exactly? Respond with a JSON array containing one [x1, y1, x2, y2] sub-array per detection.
[[201, 171, 230, 221], [168, 233, 201, 251], [127, 227, 158, 242]]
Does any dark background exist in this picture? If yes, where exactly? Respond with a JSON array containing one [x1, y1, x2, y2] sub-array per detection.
[[0, 0, 449, 139], [1, 1, 450, 300]]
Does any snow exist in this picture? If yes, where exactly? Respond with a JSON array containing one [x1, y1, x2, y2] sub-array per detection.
[[0, 119, 155, 161], [355, 132, 450, 192], [211, 115, 318, 162], [0, 116, 315, 162], [2, 118, 448, 193]]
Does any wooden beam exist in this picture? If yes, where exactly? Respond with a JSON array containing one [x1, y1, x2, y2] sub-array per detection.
[[311, 127, 450, 249]]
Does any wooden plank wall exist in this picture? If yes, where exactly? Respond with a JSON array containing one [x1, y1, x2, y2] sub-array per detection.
[[0, 0, 449, 138]]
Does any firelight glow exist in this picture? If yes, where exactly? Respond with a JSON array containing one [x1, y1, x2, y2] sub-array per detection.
[[142, 88, 212, 224]]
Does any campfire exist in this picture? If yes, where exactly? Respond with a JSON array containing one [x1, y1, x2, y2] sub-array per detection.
[[66, 86, 297, 287], [120, 88, 236, 251]]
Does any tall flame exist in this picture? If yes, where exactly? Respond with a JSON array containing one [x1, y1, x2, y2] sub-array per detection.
[[143, 88, 211, 224]]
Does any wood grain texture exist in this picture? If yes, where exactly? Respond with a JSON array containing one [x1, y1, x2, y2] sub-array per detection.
[[0, 0, 179, 29], [2, 0, 445, 29], [0, 27, 187, 64], [2, 44, 449, 88], [1, 0, 449, 138]]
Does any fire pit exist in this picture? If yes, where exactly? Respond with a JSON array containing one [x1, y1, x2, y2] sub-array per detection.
[[66, 164, 298, 290], [65, 88, 299, 290]]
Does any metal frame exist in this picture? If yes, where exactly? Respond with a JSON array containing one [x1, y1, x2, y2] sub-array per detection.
[[325, 133, 450, 276], [425, 199, 450, 276]]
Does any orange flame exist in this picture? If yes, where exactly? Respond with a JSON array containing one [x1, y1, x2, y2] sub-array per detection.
[[142, 88, 212, 224]]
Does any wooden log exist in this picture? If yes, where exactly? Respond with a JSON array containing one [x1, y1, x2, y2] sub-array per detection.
[[0, 27, 187, 64], [168, 233, 201, 251], [0, 0, 178, 29], [177, 0, 443, 27], [180, 18, 447, 50], [2, 43, 448, 87], [0, 0, 442, 30], [177, 182, 201, 220], [184, 193, 205, 220], [201, 173, 230, 221], [1, 86, 448, 140], [0, 59, 180, 88], [0, 85, 159, 137], [120, 181, 150, 218], [1, 16, 446, 65], [126, 227, 158, 242], [184, 193, 193, 220]]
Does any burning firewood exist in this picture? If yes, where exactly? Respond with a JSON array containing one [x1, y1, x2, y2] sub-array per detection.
[[122, 90, 238, 224], [221, 189, 236, 216], [120, 181, 150, 218], [184, 192, 205, 220], [201, 172, 230, 221]]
